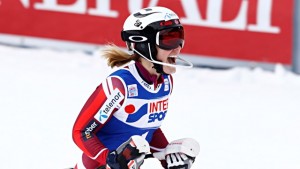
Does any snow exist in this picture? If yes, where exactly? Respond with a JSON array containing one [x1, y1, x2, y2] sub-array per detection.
[[0, 44, 300, 169]]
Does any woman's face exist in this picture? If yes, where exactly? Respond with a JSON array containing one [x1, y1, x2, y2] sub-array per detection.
[[156, 46, 182, 74]]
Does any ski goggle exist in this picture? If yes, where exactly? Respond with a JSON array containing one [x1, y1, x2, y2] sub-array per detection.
[[156, 27, 184, 50]]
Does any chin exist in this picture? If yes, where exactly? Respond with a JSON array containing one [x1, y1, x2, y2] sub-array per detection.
[[164, 68, 176, 74]]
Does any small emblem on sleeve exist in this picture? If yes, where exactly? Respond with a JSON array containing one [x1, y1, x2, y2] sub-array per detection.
[[128, 84, 138, 97], [82, 120, 98, 141], [164, 78, 169, 91]]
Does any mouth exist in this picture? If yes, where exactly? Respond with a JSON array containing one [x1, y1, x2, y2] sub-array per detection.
[[167, 55, 177, 64]]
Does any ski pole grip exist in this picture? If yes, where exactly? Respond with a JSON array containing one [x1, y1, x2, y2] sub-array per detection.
[[144, 151, 165, 160], [152, 151, 165, 160]]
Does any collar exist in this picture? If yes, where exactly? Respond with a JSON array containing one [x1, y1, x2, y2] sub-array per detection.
[[135, 61, 164, 89]]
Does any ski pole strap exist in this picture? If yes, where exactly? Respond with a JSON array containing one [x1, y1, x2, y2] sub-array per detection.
[[145, 154, 154, 159]]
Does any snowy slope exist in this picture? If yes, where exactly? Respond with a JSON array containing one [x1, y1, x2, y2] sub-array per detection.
[[0, 44, 300, 169]]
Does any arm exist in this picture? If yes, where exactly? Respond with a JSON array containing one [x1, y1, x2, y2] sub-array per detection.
[[150, 128, 169, 152], [149, 128, 169, 168], [72, 76, 126, 166]]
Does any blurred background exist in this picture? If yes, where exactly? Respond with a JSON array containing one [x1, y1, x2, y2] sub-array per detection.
[[1, 0, 299, 73]]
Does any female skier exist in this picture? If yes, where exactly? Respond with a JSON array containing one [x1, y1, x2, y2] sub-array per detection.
[[72, 6, 199, 169]]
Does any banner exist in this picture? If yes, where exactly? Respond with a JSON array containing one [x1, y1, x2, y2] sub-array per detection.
[[0, 0, 293, 64]]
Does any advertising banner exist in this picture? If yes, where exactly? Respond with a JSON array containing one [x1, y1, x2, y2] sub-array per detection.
[[0, 0, 293, 64]]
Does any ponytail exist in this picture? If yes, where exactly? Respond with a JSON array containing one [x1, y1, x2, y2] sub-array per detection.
[[102, 44, 139, 68]]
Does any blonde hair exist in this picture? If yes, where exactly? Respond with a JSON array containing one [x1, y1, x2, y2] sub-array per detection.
[[102, 44, 139, 68]]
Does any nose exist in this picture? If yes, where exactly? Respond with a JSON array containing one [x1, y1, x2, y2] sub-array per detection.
[[172, 46, 182, 52], [170, 46, 181, 56]]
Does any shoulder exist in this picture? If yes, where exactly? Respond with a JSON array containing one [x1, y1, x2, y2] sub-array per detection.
[[163, 74, 173, 93], [165, 74, 173, 85], [109, 62, 135, 80], [103, 62, 136, 97], [161, 74, 173, 86]]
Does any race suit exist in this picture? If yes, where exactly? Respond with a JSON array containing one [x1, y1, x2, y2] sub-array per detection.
[[72, 61, 173, 168]]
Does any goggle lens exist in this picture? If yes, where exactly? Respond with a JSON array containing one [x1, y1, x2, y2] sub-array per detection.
[[157, 27, 184, 50]]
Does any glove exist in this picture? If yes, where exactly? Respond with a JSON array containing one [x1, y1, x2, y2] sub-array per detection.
[[152, 138, 200, 169], [166, 153, 195, 169], [106, 135, 150, 169]]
